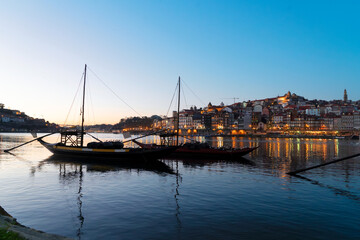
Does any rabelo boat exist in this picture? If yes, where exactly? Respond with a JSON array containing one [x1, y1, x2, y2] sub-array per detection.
[[132, 77, 258, 160], [37, 65, 177, 162]]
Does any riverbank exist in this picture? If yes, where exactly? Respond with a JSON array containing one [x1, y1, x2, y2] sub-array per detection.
[[120, 130, 359, 140], [0, 206, 72, 240], [1, 131, 358, 140], [208, 134, 351, 139], [180, 133, 357, 140]]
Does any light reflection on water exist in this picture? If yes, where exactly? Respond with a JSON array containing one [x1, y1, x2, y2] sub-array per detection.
[[0, 133, 360, 240]]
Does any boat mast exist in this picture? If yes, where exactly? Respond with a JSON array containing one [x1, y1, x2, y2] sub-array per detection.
[[176, 76, 180, 146], [80, 64, 87, 147]]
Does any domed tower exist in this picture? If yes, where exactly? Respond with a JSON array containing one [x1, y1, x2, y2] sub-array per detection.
[[344, 89, 348, 102], [286, 91, 291, 98]]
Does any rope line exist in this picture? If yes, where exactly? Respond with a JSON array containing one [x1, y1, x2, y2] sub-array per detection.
[[63, 72, 84, 126], [166, 82, 179, 117], [182, 79, 206, 106], [87, 67, 142, 117], [181, 84, 188, 108], [86, 75, 96, 126]]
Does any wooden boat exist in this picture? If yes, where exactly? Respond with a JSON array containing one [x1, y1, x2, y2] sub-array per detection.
[[43, 152, 176, 174], [36, 65, 177, 162], [174, 143, 258, 159], [132, 140, 258, 160], [131, 77, 258, 160], [38, 138, 177, 161]]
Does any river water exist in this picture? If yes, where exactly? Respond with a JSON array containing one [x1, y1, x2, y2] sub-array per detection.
[[0, 133, 359, 240]]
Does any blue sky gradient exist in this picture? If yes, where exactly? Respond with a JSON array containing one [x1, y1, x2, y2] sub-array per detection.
[[0, 1, 359, 124]]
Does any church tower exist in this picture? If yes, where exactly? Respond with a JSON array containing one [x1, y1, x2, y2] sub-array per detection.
[[344, 89, 348, 102]]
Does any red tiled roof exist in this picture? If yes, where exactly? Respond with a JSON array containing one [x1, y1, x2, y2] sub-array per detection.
[[299, 106, 311, 110]]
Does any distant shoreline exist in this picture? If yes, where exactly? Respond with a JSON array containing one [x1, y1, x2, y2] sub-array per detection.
[[0, 131, 358, 140], [186, 133, 353, 139]]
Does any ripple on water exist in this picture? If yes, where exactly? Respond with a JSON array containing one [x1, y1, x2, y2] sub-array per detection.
[[0, 134, 360, 240]]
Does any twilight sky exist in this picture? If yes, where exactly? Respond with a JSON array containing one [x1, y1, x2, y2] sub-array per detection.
[[0, 1, 359, 125]]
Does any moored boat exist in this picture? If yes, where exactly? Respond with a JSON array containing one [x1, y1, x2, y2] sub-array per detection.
[[38, 138, 177, 162], [131, 77, 258, 160], [34, 64, 177, 162], [132, 140, 258, 160]]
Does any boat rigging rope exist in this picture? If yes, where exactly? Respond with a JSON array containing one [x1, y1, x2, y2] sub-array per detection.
[[165, 78, 205, 116], [86, 75, 97, 126], [87, 67, 142, 117], [181, 79, 206, 106], [181, 84, 188, 108], [166, 81, 179, 117], [63, 72, 85, 126]]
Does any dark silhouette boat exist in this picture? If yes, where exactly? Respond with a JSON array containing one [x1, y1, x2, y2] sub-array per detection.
[[36, 65, 177, 162], [132, 140, 258, 160], [38, 137, 177, 162], [41, 154, 175, 175], [131, 77, 258, 160]]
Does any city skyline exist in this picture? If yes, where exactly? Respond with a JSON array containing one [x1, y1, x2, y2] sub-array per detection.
[[1, 1, 359, 124], [0, 87, 355, 127]]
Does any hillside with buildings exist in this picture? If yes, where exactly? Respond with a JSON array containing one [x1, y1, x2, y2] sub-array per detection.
[[3, 89, 358, 137], [151, 89, 360, 137], [0, 103, 59, 132]]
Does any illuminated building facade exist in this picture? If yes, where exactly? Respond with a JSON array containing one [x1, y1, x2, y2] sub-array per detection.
[[150, 90, 360, 135]]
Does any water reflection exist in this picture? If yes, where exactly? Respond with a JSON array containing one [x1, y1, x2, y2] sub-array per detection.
[[41, 155, 175, 175], [57, 164, 85, 239], [176, 157, 255, 168], [76, 165, 84, 240], [1, 134, 360, 240], [174, 160, 182, 233], [203, 136, 341, 161], [251, 138, 340, 161], [2, 133, 359, 179], [187, 136, 360, 179], [216, 136, 223, 148], [40, 159, 86, 239], [293, 174, 360, 202], [39, 155, 176, 240]]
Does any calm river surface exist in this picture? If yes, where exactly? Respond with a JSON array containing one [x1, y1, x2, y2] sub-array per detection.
[[0, 133, 360, 240]]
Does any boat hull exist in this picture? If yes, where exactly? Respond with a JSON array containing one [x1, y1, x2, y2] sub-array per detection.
[[171, 147, 257, 160], [132, 140, 258, 160], [38, 139, 177, 162]]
